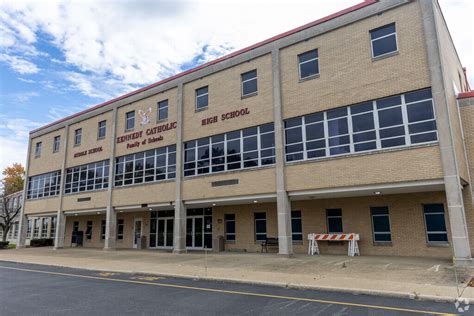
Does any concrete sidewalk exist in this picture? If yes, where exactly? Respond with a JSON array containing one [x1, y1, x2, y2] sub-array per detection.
[[1, 248, 472, 303]]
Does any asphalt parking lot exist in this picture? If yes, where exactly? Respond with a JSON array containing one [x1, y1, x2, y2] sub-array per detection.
[[0, 261, 466, 315]]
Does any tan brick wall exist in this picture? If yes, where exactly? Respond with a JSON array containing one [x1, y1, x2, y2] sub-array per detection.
[[182, 54, 273, 142], [29, 127, 66, 176], [182, 167, 276, 201], [213, 192, 451, 258], [62, 190, 109, 212], [112, 181, 176, 206], [115, 87, 178, 157], [460, 105, 474, 181], [285, 146, 443, 191], [66, 111, 113, 168], [280, 1, 431, 119], [24, 197, 60, 215]]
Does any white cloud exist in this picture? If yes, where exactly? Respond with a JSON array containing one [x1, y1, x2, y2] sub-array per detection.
[[0, 53, 39, 74]]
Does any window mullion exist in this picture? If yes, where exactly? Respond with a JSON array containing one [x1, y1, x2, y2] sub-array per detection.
[[400, 94, 411, 146], [347, 108, 355, 154], [323, 112, 329, 157], [373, 100, 382, 150], [301, 117, 307, 160]]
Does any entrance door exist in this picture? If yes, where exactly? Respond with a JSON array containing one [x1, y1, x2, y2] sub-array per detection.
[[157, 218, 174, 248], [133, 218, 142, 249], [186, 217, 204, 249]]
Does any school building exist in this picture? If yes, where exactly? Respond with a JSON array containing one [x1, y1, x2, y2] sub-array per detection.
[[17, 0, 474, 265]]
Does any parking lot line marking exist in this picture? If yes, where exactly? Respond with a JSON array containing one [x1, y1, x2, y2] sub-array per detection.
[[0, 265, 454, 315]]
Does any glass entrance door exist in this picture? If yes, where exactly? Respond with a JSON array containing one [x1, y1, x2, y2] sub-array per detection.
[[157, 218, 173, 248], [186, 217, 204, 249]]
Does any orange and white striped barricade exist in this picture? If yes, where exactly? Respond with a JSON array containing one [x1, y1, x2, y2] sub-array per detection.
[[307, 233, 360, 256]]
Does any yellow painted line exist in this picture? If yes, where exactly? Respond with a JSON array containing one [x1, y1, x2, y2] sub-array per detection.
[[0, 265, 454, 315]]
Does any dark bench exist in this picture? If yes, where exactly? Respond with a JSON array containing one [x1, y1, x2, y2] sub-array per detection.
[[261, 237, 279, 253]]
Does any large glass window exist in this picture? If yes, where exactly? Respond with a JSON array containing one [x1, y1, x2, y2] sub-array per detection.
[[326, 209, 343, 233], [114, 145, 176, 187], [33, 218, 39, 238], [126, 111, 135, 130], [254, 212, 267, 241], [196, 86, 209, 110], [158, 99, 168, 121], [53, 136, 61, 153], [371, 207, 391, 243], [27, 170, 61, 199], [370, 23, 398, 58], [50, 217, 56, 239], [41, 218, 48, 238], [284, 88, 437, 162], [298, 49, 319, 80], [225, 214, 236, 241], [184, 123, 275, 177], [98, 120, 107, 139], [291, 210, 303, 241], [241, 70, 257, 96], [423, 204, 448, 244], [74, 128, 82, 146], [27, 219, 32, 238], [65, 160, 109, 194]]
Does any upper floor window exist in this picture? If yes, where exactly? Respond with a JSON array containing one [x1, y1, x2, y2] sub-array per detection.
[[298, 49, 319, 80], [26, 170, 61, 199], [158, 100, 168, 121], [126, 111, 135, 131], [184, 123, 275, 177], [74, 128, 82, 146], [284, 88, 437, 163], [64, 160, 109, 194], [98, 120, 106, 139], [35, 142, 42, 157], [241, 70, 257, 96], [53, 136, 60, 153], [370, 23, 398, 58], [196, 86, 209, 110]]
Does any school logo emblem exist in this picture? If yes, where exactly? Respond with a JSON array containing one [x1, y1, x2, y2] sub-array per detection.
[[138, 107, 152, 126]]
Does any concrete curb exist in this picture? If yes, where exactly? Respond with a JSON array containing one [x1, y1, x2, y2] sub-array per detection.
[[1, 258, 471, 304]]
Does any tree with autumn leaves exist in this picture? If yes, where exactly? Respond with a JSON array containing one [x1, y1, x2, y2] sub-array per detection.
[[1, 163, 25, 244]]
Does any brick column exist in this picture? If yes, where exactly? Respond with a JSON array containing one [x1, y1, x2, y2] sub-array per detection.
[[272, 48, 293, 256], [105, 107, 118, 250], [173, 83, 186, 253], [53, 210, 66, 249], [16, 139, 31, 249]]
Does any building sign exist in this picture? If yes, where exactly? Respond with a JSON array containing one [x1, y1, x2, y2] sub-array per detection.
[[116, 121, 177, 149], [73, 146, 103, 158], [202, 107, 250, 126]]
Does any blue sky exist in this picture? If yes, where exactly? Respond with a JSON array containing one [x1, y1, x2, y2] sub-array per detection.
[[0, 0, 472, 175]]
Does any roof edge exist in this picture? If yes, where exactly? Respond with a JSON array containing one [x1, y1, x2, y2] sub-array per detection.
[[457, 91, 474, 99], [30, 0, 378, 135]]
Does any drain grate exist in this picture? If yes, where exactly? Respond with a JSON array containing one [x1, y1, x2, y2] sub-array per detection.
[[468, 278, 474, 287]]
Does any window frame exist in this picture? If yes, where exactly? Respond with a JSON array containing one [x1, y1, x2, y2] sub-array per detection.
[[50, 217, 56, 239], [64, 160, 109, 195], [125, 111, 135, 131], [224, 214, 236, 242], [326, 209, 343, 233], [370, 23, 398, 59], [53, 136, 61, 153], [298, 49, 319, 80], [195, 86, 209, 111], [370, 207, 392, 244], [27, 170, 62, 200], [101, 220, 106, 240], [291, 210, 303, 241], [241, 70, 258, 97], [86, 220, 93, 240], [33, 218, 39, 238], [35, 142, 42, 158], [254, 212, 267, 242], [41, 218, 48, 238], [157, 99, 169, 121], [74, 128, 82, 146], [117, 219, 124, 240], [97, 120, 107, 140], [284, 89, 437, 164], [423, 204, 449, 245]]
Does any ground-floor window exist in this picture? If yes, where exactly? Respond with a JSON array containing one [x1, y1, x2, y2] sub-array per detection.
[[423, 204, 448, 244], [13, 222, 18, 238], [50, 217, 56, 239], [27, 219, 32, 238], [117, 219, 124, 240], [326, 209, 343, 233], [41, 218, 48, 238], [370, 207, 391, 243], [73, 221, 79, 232], [186, 208, 212, 249], [254, 212, 267, 241], [33, 218, 39, 238], [101, 220, 106, 240], [291, 210, 303, 241], [225, 214, 235, 241], [86, 221, 93, 240]]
